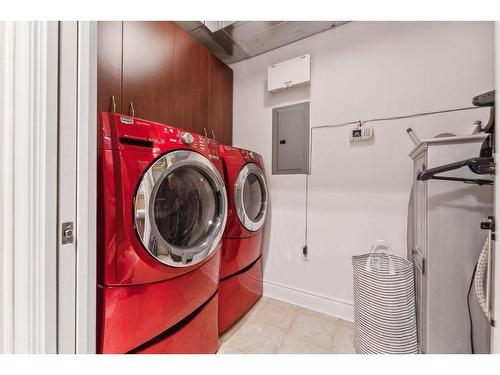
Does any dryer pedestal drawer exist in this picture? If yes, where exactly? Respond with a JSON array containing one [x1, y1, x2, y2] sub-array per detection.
[[218, 258, 263, 335], [136, 293, 219, 354], [220, 234, 262, 279]]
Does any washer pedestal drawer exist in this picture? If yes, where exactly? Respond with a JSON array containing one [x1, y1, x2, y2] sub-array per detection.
[[97, 252, 219, 354]]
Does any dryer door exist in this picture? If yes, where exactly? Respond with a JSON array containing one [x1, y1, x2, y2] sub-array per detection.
[[134, 150, 227, 267], [234, 163, 268, 232]]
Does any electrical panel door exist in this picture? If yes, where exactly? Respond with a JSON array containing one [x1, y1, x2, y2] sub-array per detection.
[[272, 102, 310, 175]]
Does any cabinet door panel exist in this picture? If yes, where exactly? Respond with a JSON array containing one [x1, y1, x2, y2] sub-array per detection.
[[122, 21, 175, 123], [209, 55, 233, 145], [171, 25, 210, 134], [97, 21, 123, 114]]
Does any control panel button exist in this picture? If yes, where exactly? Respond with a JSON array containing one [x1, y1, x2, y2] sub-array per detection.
[[180, 132, 194, 145], [249, 151, 255, 160]]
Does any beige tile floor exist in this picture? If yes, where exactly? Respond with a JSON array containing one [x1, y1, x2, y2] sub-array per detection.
[[218, 297, 357, 354]]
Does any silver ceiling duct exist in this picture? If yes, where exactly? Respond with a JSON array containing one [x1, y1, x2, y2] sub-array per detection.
[[175, 21, 349, 64]]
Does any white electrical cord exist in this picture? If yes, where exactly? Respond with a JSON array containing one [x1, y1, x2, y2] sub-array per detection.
[[474, 237, 492, 323], [303, 105, 483, 251]]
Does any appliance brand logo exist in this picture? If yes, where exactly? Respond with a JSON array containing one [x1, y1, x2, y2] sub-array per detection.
[[120, 116, 134, 125]]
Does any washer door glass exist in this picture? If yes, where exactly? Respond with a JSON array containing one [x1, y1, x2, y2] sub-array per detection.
[[134, 150, 227, 267], [153, 167, 216, 247], [234, 163, 268, 231]]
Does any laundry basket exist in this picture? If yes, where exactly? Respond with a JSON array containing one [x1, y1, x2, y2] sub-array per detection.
[[352, 240, 418, 354]]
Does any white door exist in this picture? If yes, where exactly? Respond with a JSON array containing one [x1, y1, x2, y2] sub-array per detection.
[[0, 21, 96, 354], [493, 21, 500, 354]]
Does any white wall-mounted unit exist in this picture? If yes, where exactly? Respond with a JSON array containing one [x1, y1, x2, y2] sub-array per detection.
[[267, 54, 310, 93]]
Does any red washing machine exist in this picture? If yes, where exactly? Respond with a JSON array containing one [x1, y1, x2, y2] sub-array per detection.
[[97, 113, 227, 353], [218, 146, 268, 334]]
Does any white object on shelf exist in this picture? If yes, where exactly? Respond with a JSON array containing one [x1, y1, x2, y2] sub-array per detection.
[[267, 54, 310, 93]]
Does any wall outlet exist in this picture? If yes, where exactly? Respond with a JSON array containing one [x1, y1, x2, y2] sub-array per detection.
[[350, 126, 373, 142]]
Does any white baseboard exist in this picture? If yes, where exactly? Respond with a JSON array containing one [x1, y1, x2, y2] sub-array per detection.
[[263, 280, 354, 322]]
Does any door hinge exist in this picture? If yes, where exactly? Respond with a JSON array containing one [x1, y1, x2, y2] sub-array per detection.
[[61, 222, 74, 244]]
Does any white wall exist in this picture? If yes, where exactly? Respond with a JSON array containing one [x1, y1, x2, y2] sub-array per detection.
[[231, 21, 495, 320]]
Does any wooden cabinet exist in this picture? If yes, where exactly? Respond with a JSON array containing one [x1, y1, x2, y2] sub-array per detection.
[[172, 26, 210, 136], [97, 21, 233, 144], [122, 21, 176, 124], [97, 22, 123, 114], [209, 55, 233, 146]]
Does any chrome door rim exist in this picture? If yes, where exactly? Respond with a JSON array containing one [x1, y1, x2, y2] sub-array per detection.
[[134, 150, 227, 267], [234, 163, 268, 232]]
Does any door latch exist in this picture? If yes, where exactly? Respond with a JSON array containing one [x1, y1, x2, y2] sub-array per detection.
[[61, 222, 74, 244], [481, 216, 495, 241]]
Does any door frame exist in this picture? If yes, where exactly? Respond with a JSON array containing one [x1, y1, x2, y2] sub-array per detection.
[[57, 21, 97, 354], [0, 21, 59, 353], [75, 20, 98, 355]]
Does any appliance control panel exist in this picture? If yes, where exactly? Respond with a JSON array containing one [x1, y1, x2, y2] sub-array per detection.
[[350, 126, 373, 142], [180, 132, 194, 145], [114, 115, 220, 159], [240, 148, 257, 162], [157, 126, 220, 159]]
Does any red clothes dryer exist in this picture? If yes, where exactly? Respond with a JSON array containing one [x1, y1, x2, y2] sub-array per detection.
[[97, 113, 227, 353], [218, 146, 268, 334]]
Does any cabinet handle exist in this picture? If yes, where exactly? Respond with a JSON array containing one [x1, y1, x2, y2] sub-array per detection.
[[111, 95, 116, 113], [211, 130, 216, 140], [129, 102, 135, 117], [203, 128, 208, 137]]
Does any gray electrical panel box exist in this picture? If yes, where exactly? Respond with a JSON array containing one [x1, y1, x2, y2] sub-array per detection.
[[272, 102, 310, 174]]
